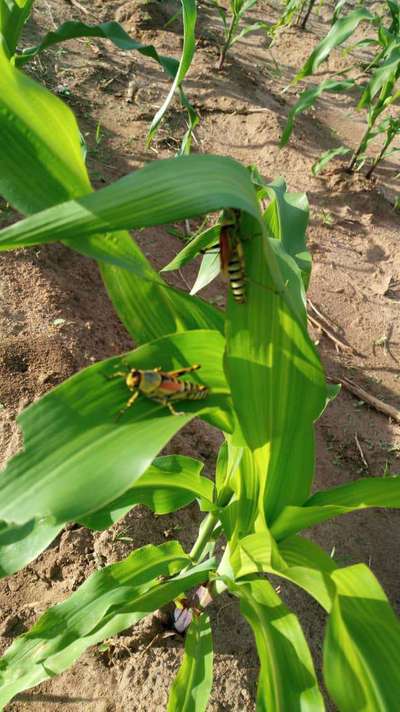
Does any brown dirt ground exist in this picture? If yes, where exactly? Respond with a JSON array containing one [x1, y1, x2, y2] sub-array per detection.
[[1, 0, 399, 710]]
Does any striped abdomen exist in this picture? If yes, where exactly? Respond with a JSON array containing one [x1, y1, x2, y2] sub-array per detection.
[[160, 377, 208, 400], [227, 242, 246, 304], [220, 225, 246, 304]]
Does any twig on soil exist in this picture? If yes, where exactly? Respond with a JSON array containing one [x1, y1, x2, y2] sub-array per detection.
[[140, 631, 176, 657], [307, 298, 340, 332], [44, 0, 57, 29], [192, 105, 272, 116], [307, 312, 359, 355], [355, 432, 369, 471], [337, 376, 400, 424], [100, 76, 120, 91], [64, 0, 98, 18]]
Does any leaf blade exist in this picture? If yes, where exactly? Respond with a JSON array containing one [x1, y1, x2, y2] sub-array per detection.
[[227, 578, 325, 711], [324, 564, 400, 711], [167, 612, 213, 712], [0, 542, 214, 708], [271, 475, 400, 540], [0, 330, 231, 526], [79, 454, 214, 529]]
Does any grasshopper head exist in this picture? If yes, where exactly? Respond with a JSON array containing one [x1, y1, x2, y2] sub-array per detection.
[[126, 369, 141, 389]]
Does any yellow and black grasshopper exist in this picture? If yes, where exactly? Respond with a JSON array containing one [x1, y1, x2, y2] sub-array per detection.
[[203, 209, 247, 304], [108, 364, 209, 417], [219, 217, 246, 304], [211, 210, 283, 304]]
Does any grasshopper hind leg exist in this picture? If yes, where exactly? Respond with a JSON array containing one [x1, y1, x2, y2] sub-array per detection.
[[153, 397, 185, 416], [166, 364, 201, 378]]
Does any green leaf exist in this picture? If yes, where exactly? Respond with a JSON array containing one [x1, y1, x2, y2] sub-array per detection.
[[98, 235, 224, 343], [280, 79, 356, 147], [215, 439, 243, 507], [16, 19, 178, 77], [358, 46, 400, 108], [224, 211, 327, 521], [263, 177, 311, 286], [0, 330, 231, 526], [0, 155, 262, 251], [230, 531, 336, 612], [218, 444, 264, 539], [0, 48, 223, 343], [0, 518, 63, 578], [311, 146, 351, 175], [167, 612, 213, 712], [296, 7, 375, 80], [0, 0, 34, 57], [227, 578, 325, 711], [278, 535, 337, 612], [230, 21, 271, 45], [147, 0, 197, 143], [324, 564, 400, 711], [0, 542, 214, 708], [0, 42, 221, 342], [0, 38, 91, 213], [230, 529, 286, 574], [162, 225, 220, 272], [190, 251, 221, 294], [80, 455, 214, 529], [270, 475, 400, 540]]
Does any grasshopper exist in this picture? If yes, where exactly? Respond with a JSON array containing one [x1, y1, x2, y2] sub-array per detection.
[[108, 364, 208, 417], [202, 209, 247, 304], [219, 216, 246, 304]]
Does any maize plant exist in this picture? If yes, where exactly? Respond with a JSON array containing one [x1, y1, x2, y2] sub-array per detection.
[[0, 15, 400, 712], [269, 0, 323, 38], [280, 0, 400, 178], [0, 0, 198, 145], [207, 0, 270, 70]]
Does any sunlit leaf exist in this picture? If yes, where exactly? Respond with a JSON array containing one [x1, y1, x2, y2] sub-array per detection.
[[227, 578, 325, 711], [358, 46, 400, 108], [324, 564, 400, 711], [0, 542, 214, 708], [147, 0, 197, 143], [230, 531, 336, 612], [162, 225, 220, 272], [190, 251, 221, 294], [80, 455, 214, 529], [0, 155, 262, 251], [0, 330, 231, 526], [270, 475, 400, 540], [167, 612, 213, 712], [0, 38, 91, 213], [280, 79, 356, 147], [0, 0, 34, 56], [224, 210, 327, 522], [296, 7, 375, 80], [312, 146, 351, 175], [0, 518, 62, 579]]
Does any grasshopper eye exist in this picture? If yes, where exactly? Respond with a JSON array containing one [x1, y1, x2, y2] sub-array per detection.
[[129, 369, 140, 385]]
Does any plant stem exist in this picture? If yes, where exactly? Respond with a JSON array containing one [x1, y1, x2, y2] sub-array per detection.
[[189, 512, 219, 562], [348, 125, 371, 171], [301, 0, 316, 30], [366, 133, 395, 178], [217, 14, 236, 70]]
